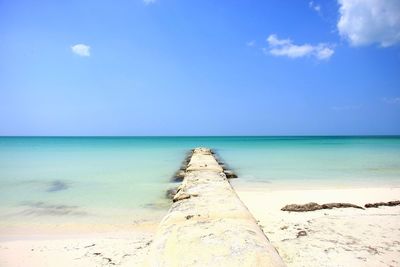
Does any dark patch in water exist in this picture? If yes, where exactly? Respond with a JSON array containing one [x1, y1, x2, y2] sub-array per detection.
[[19, 201, 87, 216], [142, 202, 170, 209], [257, 180, 272, 183], [46, 180, 69, 192]]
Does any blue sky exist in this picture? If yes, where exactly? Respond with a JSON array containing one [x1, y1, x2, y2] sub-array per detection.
[[0, 0, 399, 135]]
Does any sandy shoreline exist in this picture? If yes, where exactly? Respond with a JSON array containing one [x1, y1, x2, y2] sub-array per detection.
[[235, 186, 400, 267], [1, 185, 399, 266], [0, 233, 153, 266], [0, 222, 158, 267]]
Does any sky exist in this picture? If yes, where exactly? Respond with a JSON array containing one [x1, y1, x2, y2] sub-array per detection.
[[0, 0, 399, 136]]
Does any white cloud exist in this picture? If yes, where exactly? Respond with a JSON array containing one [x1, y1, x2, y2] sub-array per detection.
[[337, 0, 400, 47], [143, 0, 156, 5], [246, 40, 256, 47], [383, 97, 400, 104], [316, 45, 335, 59], [71, 44, 90, 57], [267, 34, 291, 46], [264, 34, 334, 60], [309, 1, 321, 13]]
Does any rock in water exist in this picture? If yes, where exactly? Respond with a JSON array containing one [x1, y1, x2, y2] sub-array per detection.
[[224, 170, 238, 179], [172, 170, 186, 182], [166, 187, 178, 199]]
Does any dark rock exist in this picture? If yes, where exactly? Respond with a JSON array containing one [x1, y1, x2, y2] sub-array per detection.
[[170, 149, 194, 181], [282, 202, 364, 212], [365, 200, 400, 208], [321, 203, 364, 210], [172, 170, 186, 182], [297, 230, 307, 238], [166, 187, 178, 199], [179, 163, 188, 171], [224, 170, 238, 179], [388, 200, 400, 206], [281, 202, 321, 212], [173, 192, 191, 202]]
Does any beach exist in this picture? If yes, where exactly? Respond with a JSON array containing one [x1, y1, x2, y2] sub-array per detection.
[[1, 185, 399, 266], [1, 137, 400, 266], [235, 185, 400, 267], [0, 226, 155, 266], [2, 0, 400, 264]]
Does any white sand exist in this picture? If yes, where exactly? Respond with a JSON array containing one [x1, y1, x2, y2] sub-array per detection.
[[0, 223, 158, 267], [1, 186, 399, 266], [235, 185, 400, 267]]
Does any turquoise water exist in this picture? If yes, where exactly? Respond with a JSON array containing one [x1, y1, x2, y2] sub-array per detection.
[[0, 136, 400, 225]]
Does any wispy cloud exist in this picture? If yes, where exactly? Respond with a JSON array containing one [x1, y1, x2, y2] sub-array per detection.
[[264, 34, 334, 60], [383, 97, 400, 104], [71, 44, 90, 57], [331, 105, 361, 111], [246, 40, 256, 47], [143, 0, 156, 5], [309, 1, 321, 13], [337, 0, 400, 47]]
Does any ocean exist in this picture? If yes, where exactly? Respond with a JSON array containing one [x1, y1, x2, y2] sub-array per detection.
[[1, 136, 399, 227]]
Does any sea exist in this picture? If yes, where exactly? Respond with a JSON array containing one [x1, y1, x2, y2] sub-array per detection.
[[1, 136, 399, 230]]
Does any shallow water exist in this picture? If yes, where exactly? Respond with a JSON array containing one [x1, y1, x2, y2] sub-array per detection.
[[0, 136, 399, 227]]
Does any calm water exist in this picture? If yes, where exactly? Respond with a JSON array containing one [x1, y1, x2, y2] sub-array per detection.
[[0, 136, 400, 225]]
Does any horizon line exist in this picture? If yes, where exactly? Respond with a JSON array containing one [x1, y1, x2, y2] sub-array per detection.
[[1, 135, 400, 138]]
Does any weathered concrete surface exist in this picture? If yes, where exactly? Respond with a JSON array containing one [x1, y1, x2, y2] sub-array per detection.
[[146, 148, 286, 267]]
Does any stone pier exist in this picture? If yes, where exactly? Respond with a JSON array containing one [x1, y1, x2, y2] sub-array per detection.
[[146, 148, 286, 266]]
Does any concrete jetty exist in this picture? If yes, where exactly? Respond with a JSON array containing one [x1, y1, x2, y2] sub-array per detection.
[[146, 148, 286, 266]]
